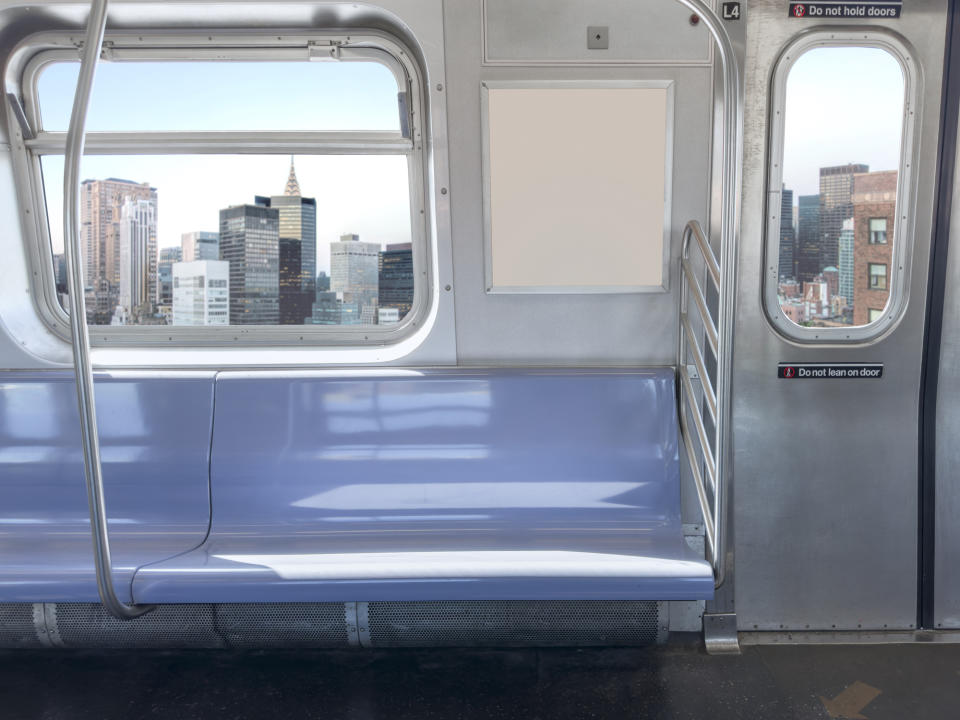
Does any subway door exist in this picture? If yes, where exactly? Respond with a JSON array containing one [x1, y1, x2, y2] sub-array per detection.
[[732, 0, 948, 632]]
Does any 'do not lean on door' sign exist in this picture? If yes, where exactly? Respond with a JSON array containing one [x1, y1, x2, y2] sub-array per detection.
[[788, 0, 902, 18], [778, 363, 883, 379]]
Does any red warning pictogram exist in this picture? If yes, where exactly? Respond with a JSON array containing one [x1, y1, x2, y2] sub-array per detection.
[[783, 367, 796, 378], [793, 4, 807, 16]]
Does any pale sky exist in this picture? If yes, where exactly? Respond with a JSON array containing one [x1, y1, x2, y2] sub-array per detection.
[[782, 46, 905, 199], [39, 60, 412, 273]]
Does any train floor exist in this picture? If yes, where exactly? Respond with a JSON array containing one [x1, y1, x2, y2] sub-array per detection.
[[1, 639, 959, 719]]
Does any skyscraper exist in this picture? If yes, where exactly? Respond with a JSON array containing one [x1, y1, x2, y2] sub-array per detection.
[[819, 163, 869, 270], [331, 233, 380, 323], [80, 177, 157, 323], [778, 186, 795, 280], [219, 203, 280, 325], [254, 158, 317, 325], [172, 260, 230, 326], [379, 242, 414, 320], [796, 194, 821, 284], [117, 197, 158, 319], [181, 231, 219, 262]]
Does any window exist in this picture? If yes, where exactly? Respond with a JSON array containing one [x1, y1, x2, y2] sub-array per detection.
[[868, 263, 887, 290], [869, 308, 884, 323], [869, 218, 888, 244], [765, 33, 917, 339], [15, 31, 428, 343]]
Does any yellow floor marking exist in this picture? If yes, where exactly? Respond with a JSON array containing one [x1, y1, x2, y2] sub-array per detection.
[[819, 681, 882, 719]]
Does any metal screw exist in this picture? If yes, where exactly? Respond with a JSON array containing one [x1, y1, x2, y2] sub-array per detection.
[[444, 284, 451, 291], [440, 187, 448, 195], [436, 83, 443, 91]]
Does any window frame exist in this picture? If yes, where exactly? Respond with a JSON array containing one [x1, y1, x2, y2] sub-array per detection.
[[763, 29, 921, 343], [868, 217, 888, 245], [7, 29, 432, 347], [868, 262, 888, 290]]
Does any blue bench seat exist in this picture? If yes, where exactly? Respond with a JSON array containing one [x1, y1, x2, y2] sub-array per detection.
[[133, 368, 713, 602]]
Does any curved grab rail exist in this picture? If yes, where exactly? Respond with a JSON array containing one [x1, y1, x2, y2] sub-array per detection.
[[63, 0, 153, 619], [672, 0, 741, 589]]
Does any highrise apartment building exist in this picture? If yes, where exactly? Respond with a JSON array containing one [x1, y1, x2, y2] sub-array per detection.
[[219, 203, 280, 325], [157, 246, 182, 318], [852, 170, 897, 326], [255, 159, 317, 325], [331, 233, 380, 323], [79, 177, 156, 323], [117, 197, 158, 319], [172, 260, 230, 326], [838, 217, 855, 311], [181, 231, 219, 262], [778, 186, 795, 280], [819, 163, 869, 270]]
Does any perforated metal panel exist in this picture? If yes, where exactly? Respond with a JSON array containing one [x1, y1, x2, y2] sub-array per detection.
[[52, 603, 224, 649], [217, 603, 351, 648], [0, 604, 43, 648], [0, 601, 666, 648], [365, 601, 666, 647]]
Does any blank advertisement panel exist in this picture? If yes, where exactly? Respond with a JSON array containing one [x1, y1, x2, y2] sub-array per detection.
[[482, 83, 672, 293]]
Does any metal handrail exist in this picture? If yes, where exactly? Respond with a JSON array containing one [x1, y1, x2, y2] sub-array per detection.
[[63, 0, 153, 619], [672, 0, 741, 590], [678, 219, 725, 586]]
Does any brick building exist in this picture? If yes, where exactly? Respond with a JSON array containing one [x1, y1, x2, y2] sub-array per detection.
[[852, 170, 897, 326]]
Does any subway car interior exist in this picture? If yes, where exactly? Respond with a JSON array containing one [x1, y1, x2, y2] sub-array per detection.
[[1, 0, 960, 717]]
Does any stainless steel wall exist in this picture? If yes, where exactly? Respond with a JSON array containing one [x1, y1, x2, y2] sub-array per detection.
[[444, 0, 714, 365]]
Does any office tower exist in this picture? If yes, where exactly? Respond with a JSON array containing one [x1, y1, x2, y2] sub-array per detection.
[[331, 233, 380, 323], [255, 158, 318, 325], [317, 271, 330, 292], [219, 203, 280, 325], [378, 242, 414, 320], [778, 186, 795, 280], [796, 194, 821, 284], [819, 163, 869, 270], [838, 218, 854, 311], [52, 253, 67, 296], [181, 231, 219, 262], [172, 260, 230, 326], [157, 246, 182, 316], [852, 170, 897, 326], [118, 197, 158, 319], [79, 177, 157, 323]]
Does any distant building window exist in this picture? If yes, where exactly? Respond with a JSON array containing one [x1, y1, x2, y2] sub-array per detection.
[[869, 218, 888, 244], [869, 308, 884, 322], [868, 263, 887, 290]]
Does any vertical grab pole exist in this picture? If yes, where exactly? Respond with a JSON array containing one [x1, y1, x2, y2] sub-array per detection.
[[63, 0, 153, 619]]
